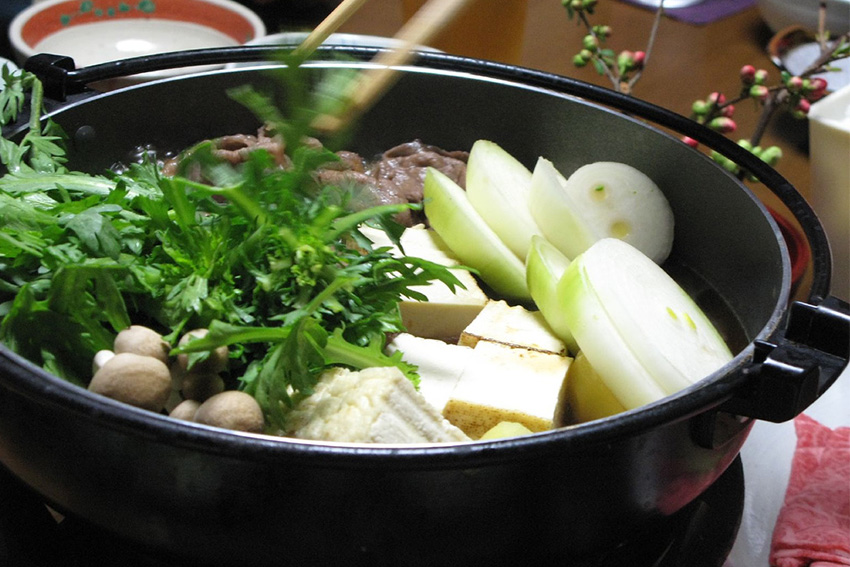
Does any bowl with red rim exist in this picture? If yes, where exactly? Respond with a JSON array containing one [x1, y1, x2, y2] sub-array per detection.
[[9, 0, 265, 84]]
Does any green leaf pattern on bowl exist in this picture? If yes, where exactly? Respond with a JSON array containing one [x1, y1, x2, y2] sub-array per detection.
[[60, 1, 156, 27]]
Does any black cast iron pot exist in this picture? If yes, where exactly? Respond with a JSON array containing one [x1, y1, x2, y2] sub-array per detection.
[[0, 47, 848, 565]]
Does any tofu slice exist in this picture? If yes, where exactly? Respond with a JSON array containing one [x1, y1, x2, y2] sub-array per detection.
[[361, 224, 488, 341], [443, 341, 571, 439], [386, 333, 475, 412], [284, 367, 469, 444], [459, 300, 566, 356]]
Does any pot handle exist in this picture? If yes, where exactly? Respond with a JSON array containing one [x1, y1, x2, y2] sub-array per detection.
[[23, 46, 380, 102], [720, 295, 849, 423]]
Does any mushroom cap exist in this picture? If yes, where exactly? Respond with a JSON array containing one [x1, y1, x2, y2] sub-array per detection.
[[181, 372, 226, 402], [177, 329, 229, 374], [89, 352, 172, 412], [92, 349, 115, 375], [194, 391, 265, 433], [114, 325, 171, 366], [169, 399, 202, 422]]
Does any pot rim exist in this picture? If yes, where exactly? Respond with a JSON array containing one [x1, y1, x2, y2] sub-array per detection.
[[1, 50, 817, 465]]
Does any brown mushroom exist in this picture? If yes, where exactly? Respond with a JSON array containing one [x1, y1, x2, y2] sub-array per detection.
[[181, 372, 226, 402], [194, 391, 264, 433], [176, 329, 229, 374], [169, 399, 202, 422], [88, 352, 172, 412], [113, 325, 171, 366]]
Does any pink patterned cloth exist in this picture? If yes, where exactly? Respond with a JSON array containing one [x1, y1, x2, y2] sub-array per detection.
[[770, 415, 850, 567]]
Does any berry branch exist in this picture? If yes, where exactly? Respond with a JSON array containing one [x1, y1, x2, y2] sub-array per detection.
[[562, 0, 850, 180]]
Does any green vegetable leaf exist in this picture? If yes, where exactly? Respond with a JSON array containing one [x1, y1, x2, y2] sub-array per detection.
[[1, 65, 463, 431]]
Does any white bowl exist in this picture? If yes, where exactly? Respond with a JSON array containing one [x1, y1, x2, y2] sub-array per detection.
[[0, 57, 18, 73], [757, 0, 850, 35], [225, 32, 442, 69], [9, 0, 265, 81]]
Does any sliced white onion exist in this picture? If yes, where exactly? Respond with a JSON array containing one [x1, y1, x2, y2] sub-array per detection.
[[528, 157, 598, 260], [558, 238, 732, 408], [423, 168, 531, 302], [560, 162, 675, 264], [465, 140, 541, 260], [525, 235, 578, 354]]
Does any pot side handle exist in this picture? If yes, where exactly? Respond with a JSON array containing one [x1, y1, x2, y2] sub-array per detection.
[[720, 295, 849, 423]]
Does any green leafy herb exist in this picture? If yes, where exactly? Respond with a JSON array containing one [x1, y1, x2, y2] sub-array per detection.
[[0, 63, 463, 431]]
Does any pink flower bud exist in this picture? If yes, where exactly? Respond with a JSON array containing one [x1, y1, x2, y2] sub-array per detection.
[[721, 104, 735, 118], [754, 69, 769, 85], [681, 136, 699, 148], [796, 99, 811, 114], [740, 64, 756, 85], [787, 76, 804, 92], [708, 116, 737, 134], [810, 77, 828, 92], [807, 77, 828, 101], [708, 91, 726, 105], [692, 99, 710, 115], [632, 51, 646, 68], [749, 84, 769, 101]]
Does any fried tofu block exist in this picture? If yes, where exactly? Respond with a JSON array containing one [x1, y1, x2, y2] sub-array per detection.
[[459, 300, 566, 355], [442, 341, 571, 439]]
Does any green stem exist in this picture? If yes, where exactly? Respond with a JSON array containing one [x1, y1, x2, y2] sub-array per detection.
[[28, 79, 43, 134]]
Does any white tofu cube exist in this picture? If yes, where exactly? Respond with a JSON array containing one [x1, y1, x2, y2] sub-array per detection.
[[361, 225, 488, 341], [386, 333, 475, 412]]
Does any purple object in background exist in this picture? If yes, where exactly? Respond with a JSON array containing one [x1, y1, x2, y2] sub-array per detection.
[[619, 0, 758, 25]]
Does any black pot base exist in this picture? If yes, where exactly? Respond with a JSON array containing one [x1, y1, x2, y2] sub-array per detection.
[[1, 457, 743, 567]]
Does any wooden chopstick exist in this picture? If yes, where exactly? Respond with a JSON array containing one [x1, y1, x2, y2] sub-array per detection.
[[311, 0, 475, 134], [292, 0, 371, 59]]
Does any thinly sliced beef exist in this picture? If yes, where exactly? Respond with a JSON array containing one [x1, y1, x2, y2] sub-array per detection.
[[365, 140, 468, 226], [162, 133, 468, 227], [769, 414, 850, 567], [160, 127, 290, 178]]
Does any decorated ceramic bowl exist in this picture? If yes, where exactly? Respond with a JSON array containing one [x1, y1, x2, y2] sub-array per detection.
[[9, 0, 265, 82]]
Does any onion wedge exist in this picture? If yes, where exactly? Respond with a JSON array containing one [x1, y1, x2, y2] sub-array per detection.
[[465, 140, 541, 260], [423, 167, 531, 302], [558, 238, 732, 409], [528, 157, 597, 261], [530, 160, 674, 264], [525, 235, 578, 354]]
